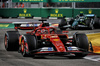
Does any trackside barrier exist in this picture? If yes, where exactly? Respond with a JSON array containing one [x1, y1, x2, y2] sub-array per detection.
[[87, 33, 100, 54]]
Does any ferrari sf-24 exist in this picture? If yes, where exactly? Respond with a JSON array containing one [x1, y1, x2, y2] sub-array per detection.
[[4, 20, 93, 57]]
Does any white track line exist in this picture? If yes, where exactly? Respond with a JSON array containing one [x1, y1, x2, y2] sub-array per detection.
[[84, 55, 100, 62]]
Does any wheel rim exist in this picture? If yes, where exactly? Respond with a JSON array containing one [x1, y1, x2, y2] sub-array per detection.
[[90, 23, 94, 29], [91, 24, 93, 29], [5, 35, 8, 49], [76, 37, 80, 47], [25, 43, 29, 52], [23, 47, 26, 56], [21, 40, 24, 52], [21, 39, 28, 56]]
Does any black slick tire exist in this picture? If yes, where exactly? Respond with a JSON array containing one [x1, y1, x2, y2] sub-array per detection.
[[4, 31, 20, 51], [73, 33, 89, 57], [20, 34, 37, 57]]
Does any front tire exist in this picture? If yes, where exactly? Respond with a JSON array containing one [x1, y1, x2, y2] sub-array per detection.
[[20, 34, 37, 57], [73, 33, 89, 57]]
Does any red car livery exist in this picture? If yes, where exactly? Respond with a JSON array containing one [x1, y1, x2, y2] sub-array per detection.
[[4, 20, 93, 57]]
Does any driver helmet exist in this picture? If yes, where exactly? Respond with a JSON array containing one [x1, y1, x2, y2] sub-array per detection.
[[41, 29, 48, 34], [37, 30, 41, 32], [79, 11, 84, 16]]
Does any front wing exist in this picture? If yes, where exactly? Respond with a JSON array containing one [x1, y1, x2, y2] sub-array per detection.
[[29, 47, 89, 56]]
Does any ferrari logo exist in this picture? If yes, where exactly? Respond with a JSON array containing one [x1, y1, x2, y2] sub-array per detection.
[[24, 9, 27, 13], [61, 48, 63, 51], [88, 9, 92, 14], [55, 9, 59, 14]]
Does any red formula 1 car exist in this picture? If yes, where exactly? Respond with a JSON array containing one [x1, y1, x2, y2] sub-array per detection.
[[4, 20, 93, 57]]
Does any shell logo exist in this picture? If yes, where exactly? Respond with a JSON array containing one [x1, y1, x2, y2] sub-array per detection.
[[88, 9, 92, 14], [55, 9, 59, 13], [24, 9, 27, 13]]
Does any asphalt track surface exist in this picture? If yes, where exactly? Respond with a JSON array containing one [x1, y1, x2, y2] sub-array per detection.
[[0, 19, 100, 66]]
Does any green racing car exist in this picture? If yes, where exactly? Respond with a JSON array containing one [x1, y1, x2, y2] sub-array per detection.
[[59, 14, 100, 30]]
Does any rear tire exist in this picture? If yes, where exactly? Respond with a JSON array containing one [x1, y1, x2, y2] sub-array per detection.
[[59, 20, 67, 27], [4, 31, 20, 51], [98, 19, 100, 27], [58, 19, 67, 30], [93, 18, 100, 28], [94, 18, 99, 24], [89, 23, 94, 30], [86, 19, 94, 30], [69, 19, 74, 25]]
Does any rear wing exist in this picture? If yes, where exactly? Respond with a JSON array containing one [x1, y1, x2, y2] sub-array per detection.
[[85, 14, 96, 18], [13, 21, 58, 30], [13, 20, 47, 30], [13, 22, 40, 30]]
